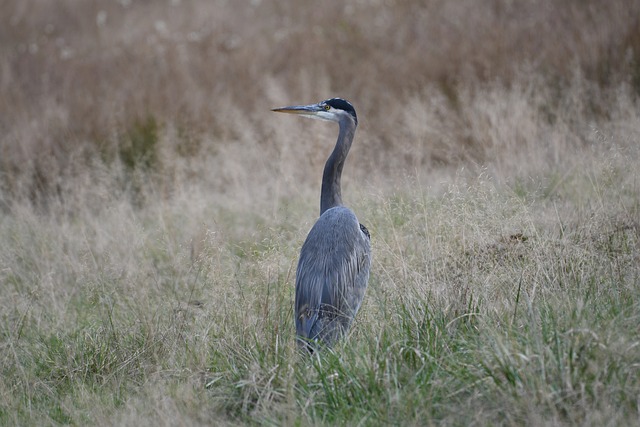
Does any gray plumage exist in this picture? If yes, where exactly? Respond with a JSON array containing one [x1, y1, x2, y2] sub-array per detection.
[[272, 98, 371, 351]]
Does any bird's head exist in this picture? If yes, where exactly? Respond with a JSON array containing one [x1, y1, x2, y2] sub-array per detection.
[[272, 98, 357, 126]]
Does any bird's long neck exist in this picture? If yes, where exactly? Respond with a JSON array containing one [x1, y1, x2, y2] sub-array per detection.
[[320, 118, 356, 215]]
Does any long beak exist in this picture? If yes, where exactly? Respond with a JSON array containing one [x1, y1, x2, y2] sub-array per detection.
[[271, 103, 323, 117]]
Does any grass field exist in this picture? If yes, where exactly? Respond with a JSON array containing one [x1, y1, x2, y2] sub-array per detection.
[[1, 0, 640, 425]]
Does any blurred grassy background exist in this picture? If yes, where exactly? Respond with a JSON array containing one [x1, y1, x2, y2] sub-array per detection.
[[2, 0, 639, 208]]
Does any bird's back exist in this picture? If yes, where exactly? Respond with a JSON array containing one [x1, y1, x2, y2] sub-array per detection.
[[295, 206, 371, 348]]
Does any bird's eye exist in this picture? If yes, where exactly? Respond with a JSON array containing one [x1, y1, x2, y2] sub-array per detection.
[[323, 105, 330, 111]]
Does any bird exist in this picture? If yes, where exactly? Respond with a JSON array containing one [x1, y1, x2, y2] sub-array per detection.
[[272, 98, 371, 351]]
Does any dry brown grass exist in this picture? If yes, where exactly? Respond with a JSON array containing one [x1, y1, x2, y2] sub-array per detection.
[[1, 0, 639, 206]]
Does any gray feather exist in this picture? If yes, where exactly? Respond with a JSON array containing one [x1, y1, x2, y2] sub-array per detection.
[[295, 207, 371, 347]]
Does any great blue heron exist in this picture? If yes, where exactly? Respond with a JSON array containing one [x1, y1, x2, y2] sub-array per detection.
[[272, 98, 371, 351]]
